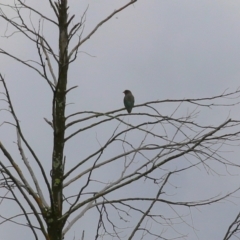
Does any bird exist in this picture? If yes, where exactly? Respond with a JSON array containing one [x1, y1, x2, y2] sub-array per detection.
[[123, 90, 134, 113]]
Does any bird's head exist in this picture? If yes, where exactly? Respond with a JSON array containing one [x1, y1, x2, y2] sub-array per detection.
[[123, 90, 131, 95]]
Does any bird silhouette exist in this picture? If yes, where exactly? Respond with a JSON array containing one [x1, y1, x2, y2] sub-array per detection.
[[123, 90, 134, 113]]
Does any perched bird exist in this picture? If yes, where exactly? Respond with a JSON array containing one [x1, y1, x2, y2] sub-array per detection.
[[123, 90, 134, 113]]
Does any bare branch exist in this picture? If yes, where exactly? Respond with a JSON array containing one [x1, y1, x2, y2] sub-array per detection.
[[18, 0, 58, 26], [128, 172, 171, 240], [48, 0, 59, 18], [0, 74, 53, 206], [40, 37, 57, 85], [68, 0, 137, 60], [16, 129, 49, 207]]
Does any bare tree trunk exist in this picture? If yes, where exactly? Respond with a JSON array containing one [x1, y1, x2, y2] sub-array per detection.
[[49, 1, 69, 239]]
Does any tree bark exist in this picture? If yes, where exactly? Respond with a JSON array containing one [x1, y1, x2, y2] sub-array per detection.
[[49, 1, 69, 239]]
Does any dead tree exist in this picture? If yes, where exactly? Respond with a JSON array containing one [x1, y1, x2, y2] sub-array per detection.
[[0, 1, 240, 240]]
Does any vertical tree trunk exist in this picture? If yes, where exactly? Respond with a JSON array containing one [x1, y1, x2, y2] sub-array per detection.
[[49, 1, 69, 239]]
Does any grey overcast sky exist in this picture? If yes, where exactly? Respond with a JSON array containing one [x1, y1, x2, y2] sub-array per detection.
[[1, 0, 240, 240]]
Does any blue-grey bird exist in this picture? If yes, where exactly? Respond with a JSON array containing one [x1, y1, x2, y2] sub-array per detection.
[[123, 90, 134, 113]]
